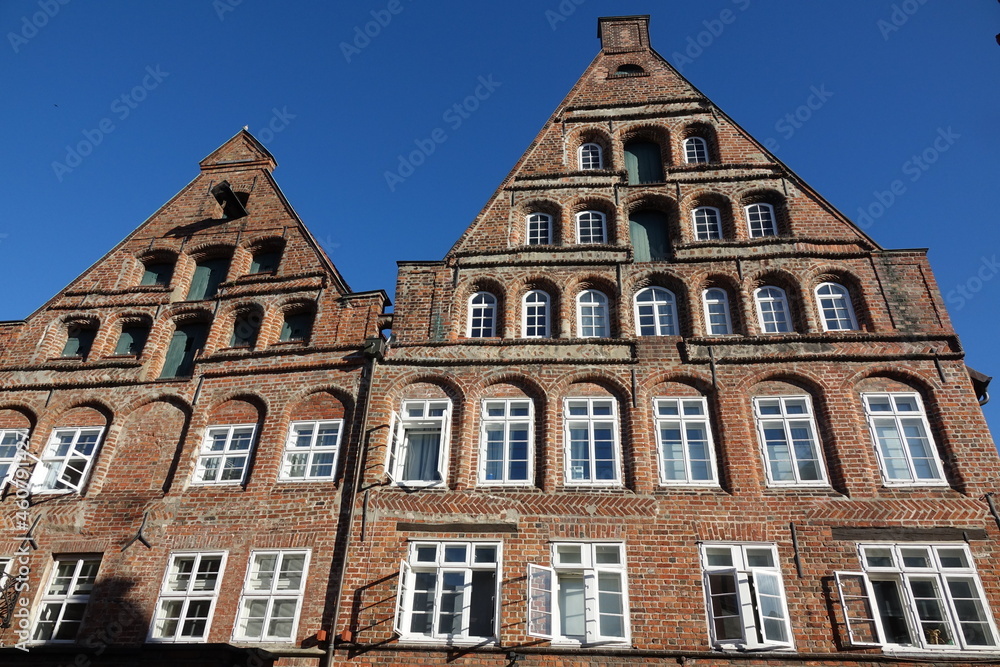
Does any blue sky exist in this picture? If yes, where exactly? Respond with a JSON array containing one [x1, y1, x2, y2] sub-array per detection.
[[2, 0, 998, 436]]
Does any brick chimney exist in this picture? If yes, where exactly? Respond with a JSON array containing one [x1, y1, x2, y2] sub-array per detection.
[[598, 15, 651, 54]]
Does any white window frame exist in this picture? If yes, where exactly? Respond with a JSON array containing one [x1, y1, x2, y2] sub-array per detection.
[[527, 542, 630, 646], [233, 550, 310, 643], [0, 428, 29, 490], [684, 136, 709, 164], [634, 286, 679, 336], [149, 551, 227, 643], [816, 282, 859, 331], [575, 211, 606, 244], [654, 397, 719, 486], [692, 206, 723, 241], [700, 543, 793, 651], [746, 203, 778, 237], [576, 290, 609, 338], [754, 286, 793, 334], [394, 541, 502, 644], [31, 556, 101, 643], [562, 397, 621, 486], [522, 290, 551, 338], [29, 427, 105, 494], [862, 393, 946, 486], [478, 398, 533, 486], [192, 424, 257, 486], [385, 400, 452, 487], [467, 292, 498, 338], [702, 288, 733, 335], [526, 213, 552, 246], [752, 396, 829, 487], [579, 143, 604, 170], [279, 420, 343, 481], [836, 543, 1000, 651]]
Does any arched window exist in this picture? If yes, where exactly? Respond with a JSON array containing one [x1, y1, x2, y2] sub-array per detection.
[[526, 213, 552, 246], [754, 286, 792, 333], [629, 210, 669, 261], [702, 288, 733, 335], [522, 290, 550, 338], [61, 321, 97, 360], [634, 287, 678, 336], [693, 207, 722, 241], [579, 143, 603, 170], [624, 141, 664, 184], [468, 292, 498, 338], [577, 290, 609, 338], [615, 64, 645, 76], [684, 137, 709, 164], [815, 283, 858, 331], [576, 211, 606, 244], [746, 203, 778, 238]]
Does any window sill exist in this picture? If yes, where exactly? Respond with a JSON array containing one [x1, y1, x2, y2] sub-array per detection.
[[880, 480, 950, 488], [396, 637, 497, 647]]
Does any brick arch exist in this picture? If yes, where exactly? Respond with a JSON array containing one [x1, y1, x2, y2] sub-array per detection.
[[386, 374, 467, 405], [96, 399, 190, 495], [134, 248, 179, 286], [206, 393, 268, 424], [553, 372, 631, 404], [0, 405, 37, 430], [734, 368, 830, 396], [844, 367, 941, 394], [515, 275, 562, 338], [623, 193, 680, 252], [515, 198, 563, 246], [642, 372, 713, 396], [213, 299, 265, 350], [473, 372, 547, 403], [626, 271, 691, 337], [571, 275, 619, 338], [746, 269, 808, 334], [678, 121, 719, 162], [42, 312, 102, 361], [737, 187, 790, 237], [120, 392, 193, 418], [287, 389, 350, 422], [807, 266, 872, 332], [570, 126, 614, 171], [185, 242, 236, 261], [681, 190, 736, 242], [694, 272, 745, 336], [618, 123, 673, 166], [242, 234, 286, 253], [457, 276, 505, 338], [568, 197, 617, 244]]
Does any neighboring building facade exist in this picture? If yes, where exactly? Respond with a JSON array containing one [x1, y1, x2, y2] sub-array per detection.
[[1, 14, 999, 667]]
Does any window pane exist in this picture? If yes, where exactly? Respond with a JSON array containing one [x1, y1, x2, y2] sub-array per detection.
[[557, 574, 586, 638]]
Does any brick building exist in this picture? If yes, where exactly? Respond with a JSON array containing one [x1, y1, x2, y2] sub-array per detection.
[[2, 13, 999, 667]]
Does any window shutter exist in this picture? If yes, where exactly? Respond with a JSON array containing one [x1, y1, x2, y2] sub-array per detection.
[[187, 264, 211, 300], [394, 560, 411, 635], [835, 571, 883, 647], [527, 564, 554, 639], [629, 211, 668, 261], [749, 568, 792, 647], [160, 330, 188, 378], [625, 142, 663, 184], [595, 569, 628, 641], [202, 258, 229, 299], [114, 329, 135, 355], [61, 333, 81, 357], [385, 411, 401, 482]]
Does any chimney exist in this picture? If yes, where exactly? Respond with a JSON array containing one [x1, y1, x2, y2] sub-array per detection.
[[598, 15, 651, 54]]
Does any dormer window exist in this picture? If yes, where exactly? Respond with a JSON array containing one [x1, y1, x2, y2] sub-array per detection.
[[579, 143, 603, 170]]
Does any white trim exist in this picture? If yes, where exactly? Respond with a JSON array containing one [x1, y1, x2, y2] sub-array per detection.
[[522, 290, 551, 338], [745, 203, 778, 237], [30, 555, 102, 643], [544, 542, 630, 646], [191, 424, 257, 486], [576, 290, 609, 338], [562, 397, 621, 486], [815, 282, 859, 331], [633, 286, 678, 336], [232, 549, 311, 643], [702, 288, 733, 335], [862, 393, 947, 487], [754, 286, 793, 334], [148, 551, 228, 643], [478, 398, 534, 486], [692, 206, 722, 240], [0, 428, 29, 491], [526, 213, 553, 246], [279, 420, 343, 481], [752, 395, 829, 487], [29, 426, 105, 494], [578, 143, 604, 170], [684, 136, 709, 164], [527, 564, 555, 639], [575, 211, 606, 244], [386, 400, 452, 488], [653, 396, 719, 487], [467, 292, 498, 338]]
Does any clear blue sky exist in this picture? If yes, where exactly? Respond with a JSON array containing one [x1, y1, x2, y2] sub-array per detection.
[[2, 1, 998, 437]]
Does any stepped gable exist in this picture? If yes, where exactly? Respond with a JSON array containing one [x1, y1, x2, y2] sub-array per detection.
[[447, 15, 875, 257]]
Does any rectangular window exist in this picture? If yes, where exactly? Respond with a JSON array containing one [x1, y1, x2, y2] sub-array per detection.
[[0, 429, 28, 488], [654, 397, 718, 486], [700, 543, 792, 650], [29, 427, 105, 493], [479, 399, 532, 485], [836, 544, 998, 650], [234, 550, 309, 642], [280, 420, 342, 481], [563, 398, 620, 485], [752, 396, 828, 487], [32, 556, 101, 642], [527, 542, 630, 645], [862, 393, 945, 485], [193, 425, 256, 486], [386, 400, 451, 486], [150, 552, 226, 642], [394, 541, 500, 643]]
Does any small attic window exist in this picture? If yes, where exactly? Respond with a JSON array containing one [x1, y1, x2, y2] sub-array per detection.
[[614, 64, 645, 77]]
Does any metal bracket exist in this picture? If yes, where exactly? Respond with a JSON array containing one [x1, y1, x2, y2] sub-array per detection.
[[121, 511, 153, 551]]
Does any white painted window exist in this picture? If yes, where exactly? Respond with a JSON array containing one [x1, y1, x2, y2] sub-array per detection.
[[386, 400, 451, 487], [754, 286, 792, 333], [654, 397, 718, 485], [579, 143, 604, 170], [467, 292, 498, 338], [527, 542, 630, 645], [29, 427, 105, 493], [526, 213, 552, 246], [693, 206, 723, 240], [700, 543, 793, 650], [684, 137, 709, 164], [816, 282, 859, 331], [836, 544, 999, 650], [576, 211, 606, 244], [703, 288, 733, 335], [150, 552, 226, 642], [280, 420, 342, 481], [394, 541, 501, 643], [32, 556, 101, 642], [522, 290, 550, 338], [753, 396, 828, 486], [862, 393, 946, 486], [563, 398, 620, 485], [634, 286, 678, 336], [576, 290, 609, 338], [192, 425, 256, 486], [234, 550, 309, 642], [479, 399, 532, 485], [746, 203, 778, 237], [0, 428, 28, 489]]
